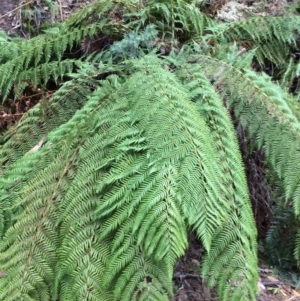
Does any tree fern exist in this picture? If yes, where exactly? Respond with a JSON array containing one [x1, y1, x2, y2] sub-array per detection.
[[0, 1, 300, 301]]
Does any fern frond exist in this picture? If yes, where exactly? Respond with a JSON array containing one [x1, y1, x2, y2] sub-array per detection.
[[0, 67, 112, 240], [54, 55, 246, 300], [266, 206, 297, 269], [279, 58, 300, 104], [200, 55, 300, 196], [0, 62, 103, 170], [196, 54, 300, 264], [0, 155, 66, 301], [137, 0, 215, 40], [0, 74, 120, 299], [65, 0, 113, 26], [183, 2, 216, 37], [50, 73, 174, 300], [126, 56, 230, 250], [0, 19, 124, 101], [0, 35, 23, 64], [206, 15, 300, 65], [3, 1, 299, 296], [176, 62, 257, 300]]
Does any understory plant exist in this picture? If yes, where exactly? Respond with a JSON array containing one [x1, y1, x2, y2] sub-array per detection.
[[0, 0, 299, 300]]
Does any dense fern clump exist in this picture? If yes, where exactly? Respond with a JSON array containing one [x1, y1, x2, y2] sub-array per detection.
[[0, 0, 300, 300]]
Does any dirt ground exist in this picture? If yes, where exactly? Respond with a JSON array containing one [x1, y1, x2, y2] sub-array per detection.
[[0, 0, 92, 37], [0, 0, 17, 33], [1, 1, 300, 301]]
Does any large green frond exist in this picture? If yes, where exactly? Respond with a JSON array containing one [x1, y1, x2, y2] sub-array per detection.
[[54, 73, 175, 300], [0, 75, 99, 238], [0, 153, 69, 301], [176, 62, 257, 300], [198, 53, 300, 262], [125, 56, 229, 251], [136, 0, 215, 40], [0, 75, 117, 300]]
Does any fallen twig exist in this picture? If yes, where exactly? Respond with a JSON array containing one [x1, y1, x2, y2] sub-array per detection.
[[173, 273, 200, 280], [0, 1, 34, 20], [261, 281, 282, 287]]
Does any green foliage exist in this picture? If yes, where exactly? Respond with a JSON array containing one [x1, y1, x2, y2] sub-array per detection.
[[0, 0, 300, 301], [109, 25, 158, 59], [206, 15, 300, 65], [20, 0, 59, 35], [0, 0, 125, 101], [265, 206, 298, 270]]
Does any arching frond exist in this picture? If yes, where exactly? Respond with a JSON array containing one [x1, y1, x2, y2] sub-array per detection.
[[0, 18, 124, 101], [177, 63, 257, 300], [197, 54, 300, 262]]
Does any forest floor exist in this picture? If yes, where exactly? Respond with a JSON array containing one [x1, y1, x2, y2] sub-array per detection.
[[0, 0, 92, 38], [1, 1, 300, 300]]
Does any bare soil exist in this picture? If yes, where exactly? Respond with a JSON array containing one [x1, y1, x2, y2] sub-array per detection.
[[0, 0, 18, 34], [0, 0, 93, 37]]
